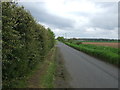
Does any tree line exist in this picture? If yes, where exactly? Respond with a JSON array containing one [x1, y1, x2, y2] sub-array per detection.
[[2, 2, 55, 88]]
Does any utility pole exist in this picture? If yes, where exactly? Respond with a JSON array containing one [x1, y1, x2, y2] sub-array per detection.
[[65, 33, 67, 41], [65, 33, 66, 39], [66, 33, 67, 39]]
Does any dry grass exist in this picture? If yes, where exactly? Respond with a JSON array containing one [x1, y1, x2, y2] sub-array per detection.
[[82, 42, 119, 48]]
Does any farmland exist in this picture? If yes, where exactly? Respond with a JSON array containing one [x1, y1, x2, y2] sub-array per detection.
[[57, 37, 120, 66], [67, 39, 119, 48], [82, 42, 119, 48], [65, 42, 119, 66]]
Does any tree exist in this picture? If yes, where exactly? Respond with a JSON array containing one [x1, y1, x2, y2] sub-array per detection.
[[57, 37, 65, 42]]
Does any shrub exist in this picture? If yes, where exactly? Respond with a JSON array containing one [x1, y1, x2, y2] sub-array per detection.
[[2, 2, 55, 88]]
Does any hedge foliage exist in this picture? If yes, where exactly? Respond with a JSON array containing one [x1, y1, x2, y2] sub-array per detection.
[[2, 2, 55, 88], [57, 37, 65, 42]]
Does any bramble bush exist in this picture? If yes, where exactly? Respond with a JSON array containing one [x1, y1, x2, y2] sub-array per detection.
[[2, 2, 55, 88]]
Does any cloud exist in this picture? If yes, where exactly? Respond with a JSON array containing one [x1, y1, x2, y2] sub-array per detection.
[[89, 2, 118, 30], [18, 0, 118, 39], [19, 2, 75, 29]]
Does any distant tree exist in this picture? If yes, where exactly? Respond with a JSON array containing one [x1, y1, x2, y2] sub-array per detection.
[[57, 37, 65, 42]]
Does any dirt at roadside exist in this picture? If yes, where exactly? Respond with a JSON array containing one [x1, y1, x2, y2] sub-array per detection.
[[26, 47, 71, 88], [54, 47, 71, 88], [27, 48, 55, 88]]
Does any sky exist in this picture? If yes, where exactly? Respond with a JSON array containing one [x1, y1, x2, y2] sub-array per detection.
[[18, 0, 118, 39]]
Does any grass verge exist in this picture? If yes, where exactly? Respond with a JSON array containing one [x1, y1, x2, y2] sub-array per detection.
[[41, 60, 56, 88], [13, 47, 57, 88], [40, 47, 57, 88], [65, 42, 120, 66]]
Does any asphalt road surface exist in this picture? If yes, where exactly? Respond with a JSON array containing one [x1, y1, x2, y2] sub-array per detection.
[[57, 42, 118, 88]]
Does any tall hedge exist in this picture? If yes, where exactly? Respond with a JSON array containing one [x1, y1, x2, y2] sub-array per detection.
[[2, 2, 55, 88]]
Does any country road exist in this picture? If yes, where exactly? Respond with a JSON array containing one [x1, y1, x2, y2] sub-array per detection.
[[56, 41, 118, 88]]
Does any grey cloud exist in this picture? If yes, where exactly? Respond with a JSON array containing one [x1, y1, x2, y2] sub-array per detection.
[[36, 14, 75, 29], [18, 2, 118, 38], [67, 2, 118, 30], [68, 12, 90, 17], [90, 2, 117, 30], [118, 2, 120, 28], [19, 2, 75, 29], [90, 13, 117, 30]]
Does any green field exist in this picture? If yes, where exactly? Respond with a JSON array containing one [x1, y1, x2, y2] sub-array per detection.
[[65, 42, 120, 66]]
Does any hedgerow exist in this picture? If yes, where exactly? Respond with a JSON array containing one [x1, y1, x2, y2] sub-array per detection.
[[2, 2, 55, 88]]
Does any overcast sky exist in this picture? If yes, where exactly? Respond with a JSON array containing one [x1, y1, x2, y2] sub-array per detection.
[[18, 0, 118, 39]]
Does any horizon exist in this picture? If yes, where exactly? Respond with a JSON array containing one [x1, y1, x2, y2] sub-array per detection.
[[56, 36, 119, 40]]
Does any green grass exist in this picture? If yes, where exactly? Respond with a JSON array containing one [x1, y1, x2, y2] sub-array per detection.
[[41, 59, 57, 88], [65, 42, 120, 66], [40, 48, 57, 88]]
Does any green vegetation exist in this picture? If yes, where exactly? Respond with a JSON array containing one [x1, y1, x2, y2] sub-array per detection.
[[57, 37, 65, 42], [67, 38, 119, 43], [40, 48, 56, 88], [41, 59, 56, 88], [65, 42, 120, 66], [78, 40, 119, 43], [26, 47, 56, 88], [2, 2, 55, 88]]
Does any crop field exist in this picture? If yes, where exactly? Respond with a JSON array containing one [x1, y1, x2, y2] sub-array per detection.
[[82, 42, 119, 48], [78, 40, 119, 43], [68, 40, 119, 48], [65, 42, 120, 66]]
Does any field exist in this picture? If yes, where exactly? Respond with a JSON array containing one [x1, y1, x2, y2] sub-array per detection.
[[65, 42, 120, 66], [68, 39, 119, 48], [78, 40, 119, 43], [82, 42, 119, 48]]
